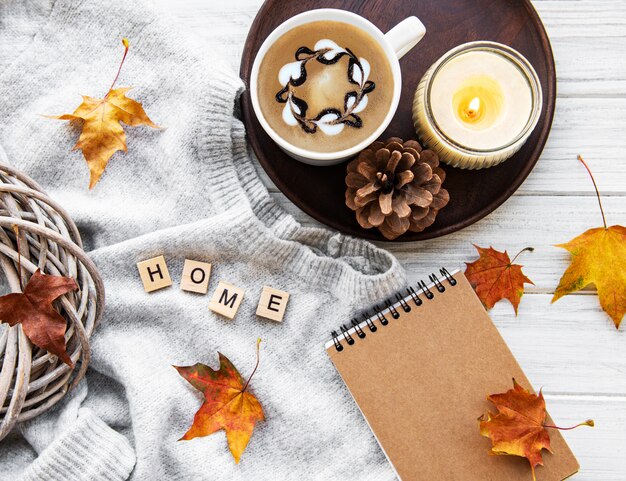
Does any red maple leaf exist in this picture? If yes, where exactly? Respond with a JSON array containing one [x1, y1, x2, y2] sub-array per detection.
[[479, 379, 594, 480], [0, 269, 78, 366], [465, 245, 535, 315]]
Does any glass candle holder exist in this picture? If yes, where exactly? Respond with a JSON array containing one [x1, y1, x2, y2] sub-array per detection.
[[412, 41, 543, 169]]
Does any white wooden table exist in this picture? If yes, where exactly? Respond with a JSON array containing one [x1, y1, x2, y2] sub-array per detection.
[[151, 1, 626, 478]]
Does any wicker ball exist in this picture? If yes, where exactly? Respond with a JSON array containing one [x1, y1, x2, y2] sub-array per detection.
[[0, 162, 104, 441]]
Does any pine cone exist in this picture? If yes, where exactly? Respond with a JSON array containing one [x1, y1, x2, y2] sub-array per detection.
[[345, 137, 449, 240]]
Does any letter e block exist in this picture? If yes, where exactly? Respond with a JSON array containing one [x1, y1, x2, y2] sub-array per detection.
[[137, 255, 172, 293], [209, 281, 245, 319], [256, 286, 290, 322], [181, 259, 212, 294]]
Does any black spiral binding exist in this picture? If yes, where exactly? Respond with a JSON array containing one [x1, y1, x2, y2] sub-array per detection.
[[375, 307, 389, 326], [331, 268, 457, 351], [351, 318, 366, 339]]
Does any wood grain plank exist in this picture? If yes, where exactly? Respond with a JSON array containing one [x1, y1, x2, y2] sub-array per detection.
[[492, 294, 626, 396], [522, 98, 626, 195], [541, 396, 626, 481], [533, 0, 626, 97]]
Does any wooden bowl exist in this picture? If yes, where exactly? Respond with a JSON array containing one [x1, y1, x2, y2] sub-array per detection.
[[240, 0, 556, 241]]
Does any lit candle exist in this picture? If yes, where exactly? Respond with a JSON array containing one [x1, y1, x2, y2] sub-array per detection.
[[413, 42, 542, 169]]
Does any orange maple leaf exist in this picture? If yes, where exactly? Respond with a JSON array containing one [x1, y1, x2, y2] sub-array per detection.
[[465, 245, 534, 314], [552, 156, 626, 329], [0, 269, 78, 367], [479, 379, 593, 481], [174, 339, 265, 463], [51, 38, 159, 188]]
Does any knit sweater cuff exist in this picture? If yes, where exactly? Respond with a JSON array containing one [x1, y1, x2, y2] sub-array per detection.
[[20, 408, 135, 481]]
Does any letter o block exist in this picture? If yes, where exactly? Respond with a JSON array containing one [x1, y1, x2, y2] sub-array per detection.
[[181, 259, 212, 294], [209, 281, 245, 319]]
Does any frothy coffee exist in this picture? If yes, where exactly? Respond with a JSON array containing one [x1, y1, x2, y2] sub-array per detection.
[[258, 21, 394, 153]]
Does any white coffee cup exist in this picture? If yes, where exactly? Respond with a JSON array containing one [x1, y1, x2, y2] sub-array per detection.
[[249, 9, 426, 166]]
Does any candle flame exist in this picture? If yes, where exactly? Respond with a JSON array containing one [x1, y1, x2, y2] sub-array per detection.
[[468, 97, 481, 114], [461, 96, 483, 123]]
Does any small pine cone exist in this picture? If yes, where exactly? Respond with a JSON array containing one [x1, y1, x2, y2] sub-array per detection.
[[345, 137, 449, 240]]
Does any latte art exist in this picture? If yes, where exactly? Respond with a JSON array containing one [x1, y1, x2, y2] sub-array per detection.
[[257, 21, 394, 153], [275, 39, 376, 136]]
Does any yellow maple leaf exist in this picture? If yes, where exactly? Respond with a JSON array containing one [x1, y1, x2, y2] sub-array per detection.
[[51, 38, 159, 188], [552, 156, 626, 328]]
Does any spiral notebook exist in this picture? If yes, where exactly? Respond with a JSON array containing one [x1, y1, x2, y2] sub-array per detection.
[[326, 269, 579, 481]]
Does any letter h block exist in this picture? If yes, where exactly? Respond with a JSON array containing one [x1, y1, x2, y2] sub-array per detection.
[[209, 281, 245, 319], [137, 255, 173, 293]]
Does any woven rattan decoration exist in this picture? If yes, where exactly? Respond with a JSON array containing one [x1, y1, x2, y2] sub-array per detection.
[[0, 162, 104, 441]]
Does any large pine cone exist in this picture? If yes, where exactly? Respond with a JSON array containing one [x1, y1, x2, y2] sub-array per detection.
[[345, 137, 449, 240]]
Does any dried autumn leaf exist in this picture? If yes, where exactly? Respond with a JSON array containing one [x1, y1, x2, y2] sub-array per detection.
[[479, 379, 593, 481], [552, 156, 626, 329], [0, 269, 78, 367], [51, 38, 159, 188], [174, 339, 265, 463], [465, 245, 534, 314]]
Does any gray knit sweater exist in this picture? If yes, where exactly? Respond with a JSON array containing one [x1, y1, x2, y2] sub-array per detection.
[[0, 0, 407, 479]]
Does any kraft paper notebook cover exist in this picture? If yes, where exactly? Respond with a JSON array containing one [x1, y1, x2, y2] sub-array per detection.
[[326, 269, 579, 481]]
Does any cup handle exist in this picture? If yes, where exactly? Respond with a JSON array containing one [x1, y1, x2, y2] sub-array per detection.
[[384, 17, 426, 60]]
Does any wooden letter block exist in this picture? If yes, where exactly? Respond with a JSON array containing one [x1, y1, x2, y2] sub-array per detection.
[[180, 259, 212, 294], [137, 255, 172, 293], [209, 281, 245, 319], [256, 286, 290, 322]]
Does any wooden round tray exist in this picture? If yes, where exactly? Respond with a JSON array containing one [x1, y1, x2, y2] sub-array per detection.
[[240, 0, 556, 241]]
